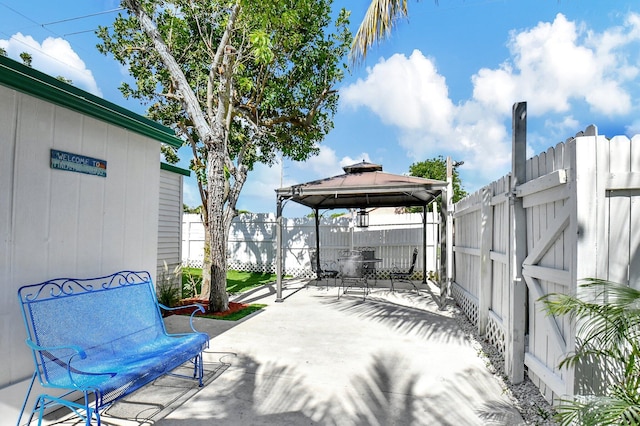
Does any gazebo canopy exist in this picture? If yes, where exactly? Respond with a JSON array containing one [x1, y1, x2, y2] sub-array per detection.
[[274, 161, 450, 302], [276, 161, 447, 209]]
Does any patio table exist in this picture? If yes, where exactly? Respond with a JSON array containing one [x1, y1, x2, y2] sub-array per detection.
[[337, 252, 382, 299]]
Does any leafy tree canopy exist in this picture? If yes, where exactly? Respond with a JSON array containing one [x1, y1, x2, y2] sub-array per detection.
[[97, 0, 352, 312], [409, 155, 467, 208], [97, 0, 351, 183]]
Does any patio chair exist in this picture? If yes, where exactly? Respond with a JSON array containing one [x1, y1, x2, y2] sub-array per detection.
[[310, 251, 339, 288], [390, 248, 419, 292]]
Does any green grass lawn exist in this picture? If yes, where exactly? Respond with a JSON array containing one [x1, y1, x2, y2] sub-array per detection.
[[177, 268, 275, 320], [182, 268, 277, 296], [195, 304, 267, 321]]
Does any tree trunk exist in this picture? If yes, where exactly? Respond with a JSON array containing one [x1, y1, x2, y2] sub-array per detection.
[[199, 209, 212, 301], [206, 145, 229, 313]]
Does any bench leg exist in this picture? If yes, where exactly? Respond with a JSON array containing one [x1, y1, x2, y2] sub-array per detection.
[[24, 392, 100, 426], [196, 353, 204, 387], [16, 371, 37, 426]]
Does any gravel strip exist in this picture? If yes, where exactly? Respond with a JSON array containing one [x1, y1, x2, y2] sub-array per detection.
[[447, 302, 559, 425]]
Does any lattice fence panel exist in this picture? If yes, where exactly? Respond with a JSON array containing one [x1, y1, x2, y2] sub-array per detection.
[[452, 282, 478, 326]]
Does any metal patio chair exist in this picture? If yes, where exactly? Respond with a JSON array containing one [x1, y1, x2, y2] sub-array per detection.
[[310, 250, 339, 288], [390, 247, 419, 292]]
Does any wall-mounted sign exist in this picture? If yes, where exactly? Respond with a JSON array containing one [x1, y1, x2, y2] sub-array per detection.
[[50, 149, 107, 177]]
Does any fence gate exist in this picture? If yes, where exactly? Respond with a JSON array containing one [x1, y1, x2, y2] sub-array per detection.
[[519, 141, 574, 402]]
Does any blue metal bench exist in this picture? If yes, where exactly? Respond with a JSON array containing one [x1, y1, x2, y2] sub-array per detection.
[[16, 270, 209, 426]]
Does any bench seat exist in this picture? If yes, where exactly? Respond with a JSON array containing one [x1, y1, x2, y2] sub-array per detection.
[[17, 270, 209, 426]]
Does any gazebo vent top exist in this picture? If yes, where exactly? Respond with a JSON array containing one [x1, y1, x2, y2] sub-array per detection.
[[342, 161, 383, 174]]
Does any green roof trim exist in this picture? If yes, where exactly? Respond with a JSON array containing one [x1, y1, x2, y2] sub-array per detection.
[[0, 56, 182, 148], [161, 162, 191, 176]]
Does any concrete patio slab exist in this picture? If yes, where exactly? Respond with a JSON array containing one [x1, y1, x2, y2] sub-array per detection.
[[9, 279, 525, 426]]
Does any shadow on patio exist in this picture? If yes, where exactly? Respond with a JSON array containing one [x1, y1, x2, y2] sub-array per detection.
[[40, 281, 523, 426]]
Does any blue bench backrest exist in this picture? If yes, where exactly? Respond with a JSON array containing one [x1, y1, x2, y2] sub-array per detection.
[[18, 271, 165, 386]]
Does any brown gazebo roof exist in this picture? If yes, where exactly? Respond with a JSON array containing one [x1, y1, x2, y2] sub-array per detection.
[[276, 161, 447, 209]]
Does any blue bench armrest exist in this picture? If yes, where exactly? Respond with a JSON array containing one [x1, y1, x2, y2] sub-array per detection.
[[25, 338, 86, 360], [25, 339, 117, 390], [159, 302, 206, 333]]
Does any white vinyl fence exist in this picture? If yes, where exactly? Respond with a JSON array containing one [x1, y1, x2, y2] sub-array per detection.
[[183, 210, 440, 279], [451, 109, 640, 404]]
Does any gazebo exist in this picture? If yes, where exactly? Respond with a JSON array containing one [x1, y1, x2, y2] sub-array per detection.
[[274, 160, 452, 301]]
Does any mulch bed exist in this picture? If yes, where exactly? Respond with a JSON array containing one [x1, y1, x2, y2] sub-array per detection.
[[169, 298, 249, 317]]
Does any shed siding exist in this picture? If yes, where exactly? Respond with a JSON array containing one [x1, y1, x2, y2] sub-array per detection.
[[157, 169, 183, 281], [0, 85, 160, 388]]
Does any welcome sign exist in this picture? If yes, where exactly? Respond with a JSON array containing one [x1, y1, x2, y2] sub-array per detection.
[[50, 149, 107, 177]]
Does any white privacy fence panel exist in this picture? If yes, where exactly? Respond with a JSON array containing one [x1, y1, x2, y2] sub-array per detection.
[[451, 191, 482, 325], [183, 211, 440, 278], [521, 142, 573, 402], [488, 176, 510, 355], [451, 124, 640, 405], [603, 135, 640, 287]]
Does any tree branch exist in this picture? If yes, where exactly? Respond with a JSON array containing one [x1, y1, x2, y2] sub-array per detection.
[[123, 0, 212, 140], [207, 2, 240, 120]]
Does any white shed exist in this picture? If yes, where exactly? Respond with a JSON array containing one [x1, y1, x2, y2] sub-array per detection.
[[0, 55, 184, 391]]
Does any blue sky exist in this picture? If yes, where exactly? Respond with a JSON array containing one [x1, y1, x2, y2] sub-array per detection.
[[1, 0, 639, 216]]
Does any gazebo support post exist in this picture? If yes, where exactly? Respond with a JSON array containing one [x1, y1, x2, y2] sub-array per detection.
[[445, 158, 454, 298], [422, 204, 428, 284], [275, 197, 284, 302], [314, 208, 321, 280]]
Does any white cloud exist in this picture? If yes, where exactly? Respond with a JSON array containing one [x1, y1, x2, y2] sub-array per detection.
[[542, 115, 581, 140], [473, 13, 639, 117], [625, 119, 640, 136], [0, 33, 102, 96], [341, 50, 454, 134], [236, 162, 283, 212], [299, 145, 344, 177], [339, 153, 372, 169], [341, 50, 511, 188], [339, 12, 640, 191]]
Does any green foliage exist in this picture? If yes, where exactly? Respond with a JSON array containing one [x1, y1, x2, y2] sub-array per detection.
[[410, 155, 467, 202], [182, 268, 277, 293], [0, 47, 6, 57], [97, 0, 351, 311], [157, 261, 182, 307], [226, 270, 277, 294], [19, 52, 32, 67], [196, 303, 266, 321], [55, 76, 73, 84], [181, 267, 201, 298], [97, 0, 352, 172], [183, 203, 202, 214], [406, 155, 467, 211], [540, 279, 640, 425]]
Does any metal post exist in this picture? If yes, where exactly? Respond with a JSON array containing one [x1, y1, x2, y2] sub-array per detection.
[[446, 157, 454, 296], [275, 197, 284, 302], [314, 208, 321, 280], [422, 205, 427, 284], [506, 101, 527, 383]]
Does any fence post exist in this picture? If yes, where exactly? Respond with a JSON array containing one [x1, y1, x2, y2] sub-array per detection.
[[447, 158, 454, 288], [478, 186, 493, 336], [506, 102, 527, 384]]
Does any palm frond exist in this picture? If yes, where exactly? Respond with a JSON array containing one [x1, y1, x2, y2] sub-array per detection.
[[543, 279, 640, 424], [556, 394, 640, 426], [350, 0, 410, 64]]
